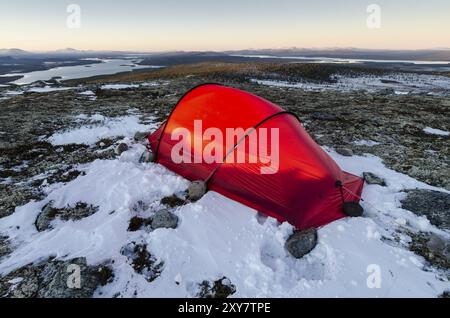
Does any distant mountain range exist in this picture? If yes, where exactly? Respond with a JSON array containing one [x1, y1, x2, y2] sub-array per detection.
[[226, 48, 450, 62], [1, 48, 449, 61]]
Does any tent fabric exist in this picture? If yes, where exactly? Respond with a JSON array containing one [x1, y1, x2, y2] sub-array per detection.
[[148, 84, 364, 230]]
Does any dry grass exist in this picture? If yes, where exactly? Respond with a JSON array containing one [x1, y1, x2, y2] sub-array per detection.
[[74, 61, 395, 85], [82, 62, 260, 84]]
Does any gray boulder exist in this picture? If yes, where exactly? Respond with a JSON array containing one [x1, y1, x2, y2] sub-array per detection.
[[336, 147, 354, 157], [151, 209, 178, 230], [410, 232, 450, 269], [134, 131, 149, 142], [427, 234, 450, 263], [311, 112, 337, 121], [285, 228, 318, 259], [188, 180, 207, 201], [401, 189, 450, 230], [363, 172, 387, 186]]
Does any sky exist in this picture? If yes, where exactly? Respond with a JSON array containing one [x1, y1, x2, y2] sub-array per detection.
[[0, 0, 449, 51]]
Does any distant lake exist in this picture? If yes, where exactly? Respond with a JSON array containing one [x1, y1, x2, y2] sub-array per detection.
[[2, 59, 161, 85]]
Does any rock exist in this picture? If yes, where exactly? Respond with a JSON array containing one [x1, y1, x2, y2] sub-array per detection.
[[134, 131, 149, 142], [0, 257, 112, 298], [139, 149, 155, 163], [379, 88, 395, 95], [0, 185, 42, 219], [336, 147, 354, 157], [401, 189, 450, 230], [285, 228, 318, 259], [343, 201, 364, 217], [114, 143, 128, 155], [35, 201, 99, 232], [311, 112, 337, 121], [188, 180, 207, 201], [426, 234, 450, 263], [151, 209, 178, 230], [363, 172, 387, 186], [409, 232, 450, 269], [0, 235, 11, 259], [197, 277, 236, 298], [440, 291, 450, 298], [120, 243, 163, 282]]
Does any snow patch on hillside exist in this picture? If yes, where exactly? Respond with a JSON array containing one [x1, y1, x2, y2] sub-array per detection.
[[423, 127, 449, 136], [48, 114, 157, 146], [252, 72, 450, 95]]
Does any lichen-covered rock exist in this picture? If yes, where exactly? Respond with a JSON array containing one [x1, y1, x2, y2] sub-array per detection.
[[401, 189, 450, 230], [311, 112, 337, 121], [285, 228, 318, 259], [196, 277, 236, 298], [336, 147, 354, 157], [0, 235, 11, 259], [134, 131, 149, 142], [188, 180, 207, 201], [0, 258, 113, 298], [0, 184, 42, 219], [363, 172, 387, 186], [151, 209, 178, 230], [409, 232, 450, 269], [35, 201, 99, 232]]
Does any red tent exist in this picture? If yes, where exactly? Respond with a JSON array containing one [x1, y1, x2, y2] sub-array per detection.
[[148, 84, 364, 230]]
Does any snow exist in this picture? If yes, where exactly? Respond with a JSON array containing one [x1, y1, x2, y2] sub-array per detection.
[[101, 84, 140, 90], [3, 90, 23, 96], [0, 113, 449, 298], [1, 86, 75, 97], [353, 140, 380, 147], [78, 90, 95, 96], [423, 127, 450, 136], [27, 86, 75, 93], [48, 114, 157, 146], [252, 72, 450, 96]]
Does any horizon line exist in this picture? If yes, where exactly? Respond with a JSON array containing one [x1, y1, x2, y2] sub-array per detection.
[[2, 47, 450, 54]]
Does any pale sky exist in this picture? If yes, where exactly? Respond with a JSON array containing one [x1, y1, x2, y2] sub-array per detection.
[[0, 0, 449, 51]]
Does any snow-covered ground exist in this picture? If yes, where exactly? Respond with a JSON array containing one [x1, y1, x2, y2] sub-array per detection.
[[252, 72, 450, 96], [48, 113, 156, 146], [423, 127, 450, 137], [0, 113, 449, 298]]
